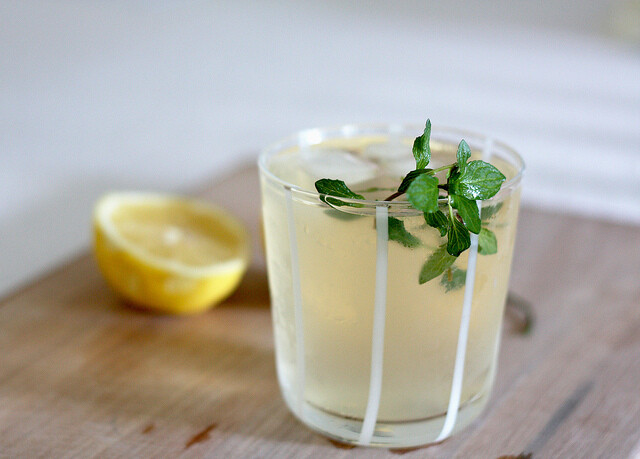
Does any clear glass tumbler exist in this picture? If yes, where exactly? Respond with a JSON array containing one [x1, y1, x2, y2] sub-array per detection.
[[258, 124, 524, 448]]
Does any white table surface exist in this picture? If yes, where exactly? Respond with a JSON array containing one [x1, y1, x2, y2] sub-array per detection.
[[1, 0, 639, 297]]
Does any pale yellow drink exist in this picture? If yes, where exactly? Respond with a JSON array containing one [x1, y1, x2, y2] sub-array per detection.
[[259, 125, 523, 447]]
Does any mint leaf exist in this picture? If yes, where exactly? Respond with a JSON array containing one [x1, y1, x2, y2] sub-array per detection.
[[447, 164, 461, 196], [419, 244, 457, 284], [447, 215, 471, 256], [315, 179, 364, 207], [447, 164, 460, 180], [406, 174, 439, 213], [481, 202, 503, 221], [440, 266, 466, 292], [424, 209, 448, 237], [456, 139, 471, 171], [398, 168, 433, 193], [315, 179, 364, 199], [412, 119, 431, 169], [388, 217, 421, 248], [450, 194, 481, 234], [478, 227, 498, 255], [450, 160, 506, 200]]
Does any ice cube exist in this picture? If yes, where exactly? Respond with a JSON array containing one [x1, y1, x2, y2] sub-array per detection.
[[298, 148, 379, 185], [268, 151, 318, 190], [362, 141, 415, 179], [378, 156, 417, 179], [362, 141, 409, 161]]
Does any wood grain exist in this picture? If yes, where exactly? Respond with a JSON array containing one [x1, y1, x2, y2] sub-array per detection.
[[1, 164, 639, 458]]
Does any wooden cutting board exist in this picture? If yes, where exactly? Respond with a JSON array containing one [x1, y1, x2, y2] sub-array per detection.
[[1, 164, 639, 458]]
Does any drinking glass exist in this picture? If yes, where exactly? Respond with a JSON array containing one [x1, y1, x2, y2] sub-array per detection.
[[258, 123, 524, 447]]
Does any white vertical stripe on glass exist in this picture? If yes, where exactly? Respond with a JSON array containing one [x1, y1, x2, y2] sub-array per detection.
[[435, 137, 493, 441], [434, 231, 479, 441], [359, 205, 389, 445], [285, 187, 305, 417]]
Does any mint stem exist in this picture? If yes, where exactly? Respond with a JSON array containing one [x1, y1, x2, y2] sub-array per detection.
[[431, 164, 455, 174], [384, 191, 404, 201]]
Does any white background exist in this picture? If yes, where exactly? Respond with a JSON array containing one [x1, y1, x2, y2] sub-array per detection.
[[1, 0, 639, 296]]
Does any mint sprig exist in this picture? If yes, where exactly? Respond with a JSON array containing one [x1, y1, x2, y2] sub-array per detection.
[[424, 209, 448, 237], [456, 139, 471, 171], [446, 212, 471, 257], [419, 244, 456, 284], [397, 168, 432, 193], [315, 179, 364, 207], [388, 217, 421, 248], [450, 194, 481, 234], [314, 119, 507, 286], [440, 266, 467, 292], [478, 227, 497, 255], [413, 119, 432, 169], [481, 202, 503, 221], [406, 174, 439, 213], [450, 161, 506, 200]]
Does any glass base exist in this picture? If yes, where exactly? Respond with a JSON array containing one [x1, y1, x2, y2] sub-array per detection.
[[282, 390, 490, 448]]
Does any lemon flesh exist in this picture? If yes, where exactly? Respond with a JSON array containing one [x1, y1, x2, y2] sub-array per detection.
[[93, 192, 250, 314]]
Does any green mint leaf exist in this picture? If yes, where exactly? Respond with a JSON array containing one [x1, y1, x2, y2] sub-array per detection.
[[447, 214, 471, 256], [447, 164, 460, 180], [450, 160, 506, 200], [478, 227, 498, 255], [398, 168, 433, 193], [450, 194, 481, 234], [419, 244, 457, 284], [412, 119, 432, 169], [481, 202, 503, 221], [424, 210, 448, 237], [446, 165, 461, 196], [456, 139, 471, 172], [440, 266, 466, 292], [406, 174, 439, 213], [315, 179, 364, 199], [388, 217, 421, 248], [315, 179, 364, 207]]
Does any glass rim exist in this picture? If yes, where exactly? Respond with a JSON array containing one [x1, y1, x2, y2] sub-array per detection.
[[258, 122, 525, 209]]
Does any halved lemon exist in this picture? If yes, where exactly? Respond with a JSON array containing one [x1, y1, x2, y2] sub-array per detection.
[[93, 192, 250, 314]]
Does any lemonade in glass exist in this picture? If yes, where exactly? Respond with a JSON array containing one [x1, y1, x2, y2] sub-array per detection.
[[258, 123, 523, 447]]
